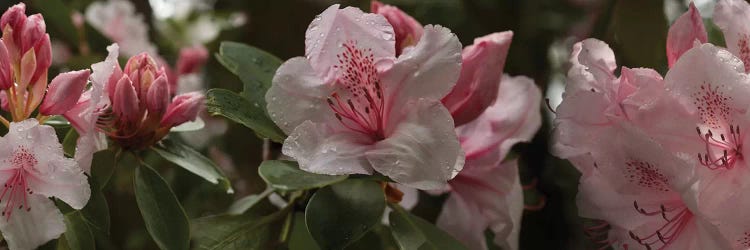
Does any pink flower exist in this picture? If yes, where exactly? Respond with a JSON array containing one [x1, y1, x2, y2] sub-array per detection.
[[64, 44, 118, 172], [84, 0, 157, 57], [714, 0, 750, 72], [370, 3, 514, 126], [370, 1, 423, 55], [666, 2, 707, 68], [437, 75, 541, 250], [0, 119, 90, 250], [176, 45, 208, 76], [266, 5, 464, 190]]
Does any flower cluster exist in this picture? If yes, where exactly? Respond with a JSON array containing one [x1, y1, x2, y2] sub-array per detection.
[[266, 2, 542, 249], [552, 0, 750, 249]]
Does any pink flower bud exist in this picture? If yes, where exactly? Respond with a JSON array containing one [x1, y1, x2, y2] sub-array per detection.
[[124, 52, 162, 101], [176, 46, 208, 75], [20, 14, 45, 54], [146, 75, 170, 116], [160, 91, 203, 128], [371, 0, 423, 55], [666, 2, 707, 68], [30, 34, 51, 85], [443, 31, 513, 126], [1, 3, 26, 59], [112, 75, 140, 123], [0, 42, 10, 90], [39, 69, 90, 115]]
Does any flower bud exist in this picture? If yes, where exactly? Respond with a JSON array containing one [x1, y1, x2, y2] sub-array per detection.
[[20, 14, 45, 54], [176, 46, 208, 75], [1, 3, 26, 62], [371, 0, 423, 55], [146, 74, 170, 116], [123, 52, 162, 102], [160, 91, 204, 128], [40, 69, 90, 115], [112, 75, 140, 124]]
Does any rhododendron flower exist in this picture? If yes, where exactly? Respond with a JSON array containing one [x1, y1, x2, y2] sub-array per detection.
[[85, 0, 157, 57], [0, 119, 90, 250], [64, 44, 119, 172], [666, 3, 707, 68], [371, 1, 513, 126], [266, 5, 464, 190], [437, 75, 541, 250]]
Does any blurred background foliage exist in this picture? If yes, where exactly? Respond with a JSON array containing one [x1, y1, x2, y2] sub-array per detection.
[[0, 0, 726, 249]]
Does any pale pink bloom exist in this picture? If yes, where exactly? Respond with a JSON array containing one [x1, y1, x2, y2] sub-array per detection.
[[370, 3, 514, 126], [39, 69, 91, 115], [370, 1, 423, 55], [0, 119, 90, 250], [436, 75, 541, 250], [176, 45, 208, 75], [655, 43, 750, 249], [64, 44, 119, 172], [84, 0, 157, 57], [551, 39, 666, 174], [666, 2, 707, 68], [266, 5, 464, 190], [713, 0, 750, 73]]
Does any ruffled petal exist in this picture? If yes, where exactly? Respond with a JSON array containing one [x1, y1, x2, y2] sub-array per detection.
[[443, 31, 513, 126], [457, 75, 541, 163], [380, 25, 462, 122], [305, 4, 395, 81], [282, 120, 374, 175], [366, 99, 463, 190], [666, 2, 707, 68], [0, 195, 65, 250], [266, 57, 337, 134], [714, 0, 750, 72]]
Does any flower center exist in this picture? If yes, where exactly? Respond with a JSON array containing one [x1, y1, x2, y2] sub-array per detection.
[[630, 202, 693, 249], [696, 125, 744, 170], [625, 160, 671, 192], [327, 40, 386, 140], [0, 146, 35, 220]]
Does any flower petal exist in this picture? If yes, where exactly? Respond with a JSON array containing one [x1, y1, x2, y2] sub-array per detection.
[[267, 57, 336, 134], [666, 2, 707, 68], [443, 31, 513, 126], [282, 120, 374, 175], [714, 0, 750, 72], [366, 99, 463, 190], [370, 0, 423, 55], [0, 195, 65, 250], [565, 38, 616, 93], [305, 4, 395, 81], [457, 75, 541, 163], [380, 25, 462, 116]]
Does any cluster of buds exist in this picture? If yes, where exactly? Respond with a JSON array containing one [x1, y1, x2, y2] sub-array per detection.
[[99, 52, 203, 150]]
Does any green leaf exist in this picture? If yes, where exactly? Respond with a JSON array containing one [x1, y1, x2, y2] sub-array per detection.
[[91, 149, 118, 189], [191, 211, 286, 250], [134, 164, 191, 250], [345, 224, 399, 250], [170, 117, 205, 132], [151, 139, 233, 193], [259, 160, 347, 191], [288, 212, 320, 250], [44, 115, 72, 128], [388, 205, 468, 250], [216, 42, 282, 107], [62, 129, 79, 157], [63, 211, 95, 250], [205, 88, 286, 142], [305, 179, 386, 249], [227, 189, 273, 215], [80, 185, 110, 235]]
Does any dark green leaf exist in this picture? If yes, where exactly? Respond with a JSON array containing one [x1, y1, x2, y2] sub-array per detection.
[[288, 212, 320, 250], [91, 150, 118, 189], [63, 129, 79, 157], [151, 139, 233, 193], [216, 42, 282, 108], [227, 189, 273, 215], [134, 164, 190, 250], [259, 160, 347, 191], [206, 88, 286, 142], [388, 205, 468, 250], [80, 186, 110, 236], [191, 211, 285, 250], [345, 224, 399, 250], [63, 211, 95, 250], [305, 179, 386, 249]]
